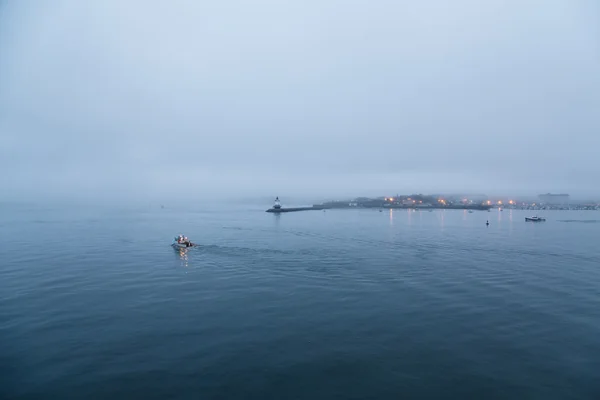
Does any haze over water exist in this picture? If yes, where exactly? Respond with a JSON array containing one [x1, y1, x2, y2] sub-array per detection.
[[2, 203, 600, 399]]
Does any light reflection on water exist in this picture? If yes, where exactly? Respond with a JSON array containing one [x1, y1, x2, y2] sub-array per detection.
[[175, 247, 189, 268]]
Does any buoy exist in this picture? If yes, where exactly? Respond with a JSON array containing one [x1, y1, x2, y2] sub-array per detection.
[[486, 220, 489, 226]]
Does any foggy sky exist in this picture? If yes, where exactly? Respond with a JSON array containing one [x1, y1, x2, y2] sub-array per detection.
[[1, 0, 599, 202]]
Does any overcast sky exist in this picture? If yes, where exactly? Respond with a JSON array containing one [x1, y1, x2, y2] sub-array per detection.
[[1, 0, 599, 202]]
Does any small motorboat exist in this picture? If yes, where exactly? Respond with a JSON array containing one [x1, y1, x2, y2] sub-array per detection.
[[172, 242, 194, 249], [525, 216, 546, 222], [172, 234, 195, 248]]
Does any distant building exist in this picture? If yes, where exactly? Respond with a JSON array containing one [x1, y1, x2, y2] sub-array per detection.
[[538, 193, 569, 205]]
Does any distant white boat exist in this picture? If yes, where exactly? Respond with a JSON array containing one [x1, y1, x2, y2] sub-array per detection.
[[525, 216, 546, 222]]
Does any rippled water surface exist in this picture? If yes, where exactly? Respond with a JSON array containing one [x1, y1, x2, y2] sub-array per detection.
[[1, 204, 600, 399]]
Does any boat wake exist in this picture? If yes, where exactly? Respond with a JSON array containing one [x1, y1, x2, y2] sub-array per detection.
[[558, 220, 600, 223]]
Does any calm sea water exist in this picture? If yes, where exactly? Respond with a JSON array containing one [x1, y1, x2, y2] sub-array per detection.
[[1, 203, 600, 399]]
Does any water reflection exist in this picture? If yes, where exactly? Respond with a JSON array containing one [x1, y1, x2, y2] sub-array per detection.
[[273, 213, 281, 227], [176, 247, 189, 268], [389, 209, 394, 226]]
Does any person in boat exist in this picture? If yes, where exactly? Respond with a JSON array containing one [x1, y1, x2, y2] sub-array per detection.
[[178, 235, 193, 247]]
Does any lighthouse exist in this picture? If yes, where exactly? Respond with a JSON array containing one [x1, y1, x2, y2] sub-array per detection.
[[273, 197, 282, 210]]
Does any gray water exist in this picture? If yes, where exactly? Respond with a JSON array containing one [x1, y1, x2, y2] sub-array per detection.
[[1, 204, 600, 399]]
